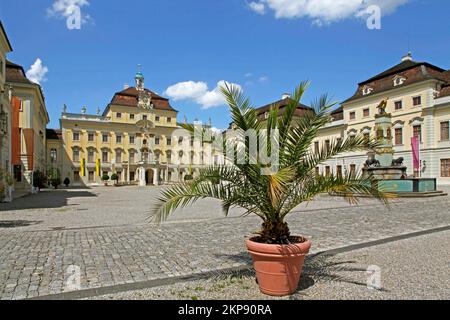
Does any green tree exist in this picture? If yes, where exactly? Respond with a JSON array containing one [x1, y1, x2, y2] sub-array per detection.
[[152, 83, 388, 244]]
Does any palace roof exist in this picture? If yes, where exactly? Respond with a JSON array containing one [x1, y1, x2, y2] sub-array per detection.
[[5, 60, 34, 85], [108, 87, 177, 112], [46, 129, 62, 140], [255, 97, 313, 119], [343, 56, 448, 104]]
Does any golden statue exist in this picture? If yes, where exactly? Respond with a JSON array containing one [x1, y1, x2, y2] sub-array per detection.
[[377, 98, 389, 115]]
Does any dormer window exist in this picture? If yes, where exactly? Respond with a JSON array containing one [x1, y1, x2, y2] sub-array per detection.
[[362, 86, 373, 96], [393, 75, 406, 87]]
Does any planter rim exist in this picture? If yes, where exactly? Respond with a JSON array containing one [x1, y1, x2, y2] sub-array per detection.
[[246, 236, 311, 255]]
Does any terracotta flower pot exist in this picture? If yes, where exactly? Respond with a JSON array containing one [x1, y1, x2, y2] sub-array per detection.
[[246, 237, 312, 296]]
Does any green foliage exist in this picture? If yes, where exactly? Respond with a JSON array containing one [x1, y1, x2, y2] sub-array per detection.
[[152, 83, 390, 244], [184, 174, 194, 181], [102, 174, 110, 181], [33, 170, 46, 188], [63, 177, 70, 187], [111, 173, 119, 182], [51, 177, 62, 189]]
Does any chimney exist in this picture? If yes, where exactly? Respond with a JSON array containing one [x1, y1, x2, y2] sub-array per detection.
[[124, 83, 130, 89], [401, 51, 413, 62], [282, 93, 291, 100]]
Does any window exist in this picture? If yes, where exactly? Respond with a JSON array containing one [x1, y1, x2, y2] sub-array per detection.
[[178, 137, 183, 146], [441, 122, 449, 141], [88, 171, 94, 182], [167, 138, 172, 146], [73, 149, 80, 162], [130, 114, 135, 120], [88, 149, 95, 163], [128, 135, 134, 144], [167, 117, 172, 123], [336, 165, 342, 178], [395, 128, 403, 145], [117, 112, 122, 118], [130, 171, 135, 181], [441, 159, 450, 177], [314, 141, 319, 154], [74, 171, 80, 182], [190, 137, 194, 147], [325, 140, 330, 153], [116, 150, 122, 163], [413, 96, 422, 106], [116, 135, 122, 143], [102, 171, 109, 177], [413, 125, 422, 142], [325, 166, 331, 177], [167, 152, 172, 164], [155, 137, 160, 145], [102, 134, 108, 143], [129, 151, 135, 163], [50, 149, 57, 163], [88, 133, 94, 142], [155, 116, 160, 122], [363, 108, 370, 117], [395, 101, 403, 110], [143, 115, 148, 121], [102, 151, 109, 162], [350, 164, 356, 178], [363, 133, 370, 145], [73, 132, 80, 141], [349, 112, 356, 120]]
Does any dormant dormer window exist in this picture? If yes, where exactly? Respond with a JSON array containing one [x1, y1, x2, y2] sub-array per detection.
[[393, 75, 406, 87], [362, 86, 373, 96]]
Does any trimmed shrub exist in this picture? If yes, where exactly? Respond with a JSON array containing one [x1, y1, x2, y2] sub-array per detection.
[[63, 177, 70, 187]]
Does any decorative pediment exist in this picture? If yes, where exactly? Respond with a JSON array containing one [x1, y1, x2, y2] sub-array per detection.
[[347, 129, 358, 136], [362, 85, 374, 96], [393, 120, 405, 128], [361, 127, 372, 134], [393, 74, 407, 87], [409, 117, 424, 126]]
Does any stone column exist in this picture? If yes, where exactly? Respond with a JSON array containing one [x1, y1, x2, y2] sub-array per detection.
[[138, 167, 146, 187], [154, 168, 159, 185]]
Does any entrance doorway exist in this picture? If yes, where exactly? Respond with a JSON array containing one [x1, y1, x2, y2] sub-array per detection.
[[145, 169, 154, 185]]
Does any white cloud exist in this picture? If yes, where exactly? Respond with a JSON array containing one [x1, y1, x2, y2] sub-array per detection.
[[249, 0, 409, 24], [165, 80, 242, 109], [245, 73, 253, 77], [47, 0, 92, 24], [259, 75, 269, 82], [164, 81, 208, 101], [26, 59, 49, 85], [248, 1, 266, 15]]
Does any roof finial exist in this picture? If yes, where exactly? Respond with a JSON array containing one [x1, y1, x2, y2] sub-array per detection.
[[401, 51, 412, 62]]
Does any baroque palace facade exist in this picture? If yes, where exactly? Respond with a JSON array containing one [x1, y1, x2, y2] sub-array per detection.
[[48, 53, 450, 188], [313, 53, 450, 185], [48, 70, 215, 187]]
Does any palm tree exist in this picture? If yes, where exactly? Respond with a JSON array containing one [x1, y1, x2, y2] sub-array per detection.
[[152, 82, 388, 244]]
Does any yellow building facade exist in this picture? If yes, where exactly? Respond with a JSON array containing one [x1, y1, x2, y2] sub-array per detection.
[[54, 71, 213, 187], [313, 53, 450, 185]]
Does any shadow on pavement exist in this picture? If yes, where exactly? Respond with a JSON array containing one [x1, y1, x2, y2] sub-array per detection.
[[213, 251, 389, 294], [0, 220, 43, 229], [0, 189, 97, 211]]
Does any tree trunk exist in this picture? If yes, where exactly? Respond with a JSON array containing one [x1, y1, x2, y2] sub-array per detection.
[[259, 219, 291, 244]]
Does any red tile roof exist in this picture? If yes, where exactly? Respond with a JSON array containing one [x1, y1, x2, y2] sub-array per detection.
[[108, 87, 177, 112], [344, 60, 447, 103]]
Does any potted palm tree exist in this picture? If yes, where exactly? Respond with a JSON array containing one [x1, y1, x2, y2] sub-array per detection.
[[152, 83, 388, 296]]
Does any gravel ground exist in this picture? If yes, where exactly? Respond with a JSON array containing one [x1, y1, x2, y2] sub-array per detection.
[[89, 230, 450, 300]]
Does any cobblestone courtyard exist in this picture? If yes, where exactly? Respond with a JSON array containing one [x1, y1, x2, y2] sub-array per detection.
[[0, 186, 449, 300]]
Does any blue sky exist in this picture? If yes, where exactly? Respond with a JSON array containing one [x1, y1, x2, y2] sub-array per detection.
[[0, 0, 449, 129]]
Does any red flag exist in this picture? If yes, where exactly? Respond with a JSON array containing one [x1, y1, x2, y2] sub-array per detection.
[[411, 136, 420, 172]]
